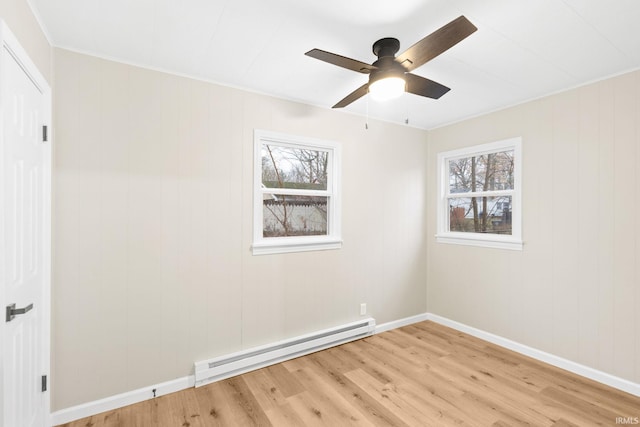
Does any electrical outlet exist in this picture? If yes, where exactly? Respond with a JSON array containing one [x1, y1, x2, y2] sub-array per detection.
[[360, 303, 367, 316]]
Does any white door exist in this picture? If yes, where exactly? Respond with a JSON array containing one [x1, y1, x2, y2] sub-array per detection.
[[1, 22, 51, 427]]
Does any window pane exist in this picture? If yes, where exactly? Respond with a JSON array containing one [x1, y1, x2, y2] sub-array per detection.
[[263, 195, 328, 237], [449, 196, 512, 235], [262, 144, 328, 190], [449, 150, 514, 193]]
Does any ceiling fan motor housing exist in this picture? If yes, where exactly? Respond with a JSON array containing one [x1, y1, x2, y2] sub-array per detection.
[[372, 37, 400, 58], [370, 38, 407, 88]]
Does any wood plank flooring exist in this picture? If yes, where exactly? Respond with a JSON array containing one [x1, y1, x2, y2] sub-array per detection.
[[57, 321, 640, 426]]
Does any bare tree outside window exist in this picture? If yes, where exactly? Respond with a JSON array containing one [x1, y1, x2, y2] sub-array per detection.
[[447, 150, 514, 235], [261, 144, 330, 237], [437, 138, 521, 250], [253, 130, 341, 255]]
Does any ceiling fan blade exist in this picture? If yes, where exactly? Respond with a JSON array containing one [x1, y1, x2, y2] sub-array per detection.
[[396, 16, 477, 72], [333, 83, 369, 108], [306, 49, 377, 74], [405, 73, 450, 99]]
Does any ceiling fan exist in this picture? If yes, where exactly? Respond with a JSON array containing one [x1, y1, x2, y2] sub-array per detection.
[[305, 15, 477, 108]]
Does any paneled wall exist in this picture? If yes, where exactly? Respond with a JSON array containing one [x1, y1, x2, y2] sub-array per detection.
[[427, 69, 640, 384], [0, 0, 52, 83], [52, 48, 428, 410], [13, 0, 639, 412]]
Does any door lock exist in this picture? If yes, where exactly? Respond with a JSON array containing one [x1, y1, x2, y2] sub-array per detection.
[[6, 303, 34, 322]]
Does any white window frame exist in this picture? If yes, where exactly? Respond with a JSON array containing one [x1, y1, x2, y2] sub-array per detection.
[[252, 130, 342, 255], [436, 137, 522, 250]]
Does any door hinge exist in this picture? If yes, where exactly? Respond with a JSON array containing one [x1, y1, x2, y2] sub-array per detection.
[[42, 125, 48, 142], [41, 375, 47, 392]]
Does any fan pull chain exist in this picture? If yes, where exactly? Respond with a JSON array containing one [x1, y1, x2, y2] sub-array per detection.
[[405, 94, 410, 125], [365, 95, 369, 130]]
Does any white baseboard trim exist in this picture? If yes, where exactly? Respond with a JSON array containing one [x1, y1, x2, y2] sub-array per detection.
[[51, 316, 426, 426], [375, 312, 430, 334], [50, 375, 195, 426], [49, 311, 640, 425], [426, 313, 640, 397]]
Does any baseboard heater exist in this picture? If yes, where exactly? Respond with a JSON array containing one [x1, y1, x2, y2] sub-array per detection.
[[194, 317, 376, 387]]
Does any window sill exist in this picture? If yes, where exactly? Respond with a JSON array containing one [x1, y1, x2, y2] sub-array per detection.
[[252, 236, 343, 255], [436, 233, 523, 251]]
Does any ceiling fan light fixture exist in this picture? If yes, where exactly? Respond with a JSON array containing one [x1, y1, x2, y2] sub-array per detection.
[[369, 76, 406, 102], [306, 16, 477, 108]]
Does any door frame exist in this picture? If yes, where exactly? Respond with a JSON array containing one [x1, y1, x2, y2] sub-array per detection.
[[0, 19, 52, 425]]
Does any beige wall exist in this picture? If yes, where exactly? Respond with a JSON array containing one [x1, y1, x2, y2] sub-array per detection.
[[427, 70, 640, 385], [10, 0, 639, 413], [52, 47, 640, 411], [0, 0, 51, 83], [52, 48, 428, 410]]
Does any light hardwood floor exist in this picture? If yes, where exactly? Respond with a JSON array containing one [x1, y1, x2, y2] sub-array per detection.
[[57, 321, 639, 426]]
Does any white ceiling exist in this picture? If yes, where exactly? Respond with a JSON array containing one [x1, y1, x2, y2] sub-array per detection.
[[29, 0, 640, 129]]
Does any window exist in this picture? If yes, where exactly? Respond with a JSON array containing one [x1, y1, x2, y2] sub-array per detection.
[[252, 130, 341, 255], [437, 137, 522, 250]]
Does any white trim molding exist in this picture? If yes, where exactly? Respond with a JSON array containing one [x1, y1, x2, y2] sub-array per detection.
[[49, 312, 639, 425], [426, 313, 640, 397], [50, 376, 195, 426], [252, 130, 342, 255], [375, 313, 430, 334], [436, 137, 523, 250]]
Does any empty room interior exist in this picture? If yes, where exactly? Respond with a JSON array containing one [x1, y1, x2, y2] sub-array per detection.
[[1, 0, 640, 425]]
